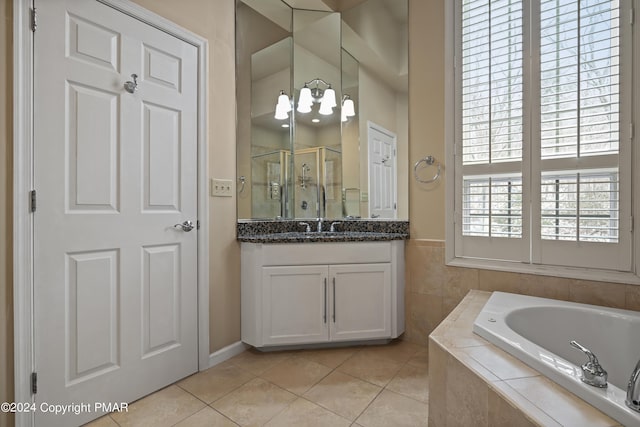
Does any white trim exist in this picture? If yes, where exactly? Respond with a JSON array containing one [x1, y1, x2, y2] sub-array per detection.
[[447, 257, 640, 286], [446, 0, 638, 278], [13, 1, 35, 426], [208, 341, 250, 368], [444, 0, 455, 264], [13, 2, 209, 426]]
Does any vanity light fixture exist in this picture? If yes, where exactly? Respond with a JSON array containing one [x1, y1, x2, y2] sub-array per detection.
[[274, 90, 292, 120], [311, 118, 320, 123], [296, 78, 337, 115], [276, 82, 356, 120]]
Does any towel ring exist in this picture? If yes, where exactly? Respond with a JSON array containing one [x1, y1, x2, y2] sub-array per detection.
[[414, 155, 441, 184]]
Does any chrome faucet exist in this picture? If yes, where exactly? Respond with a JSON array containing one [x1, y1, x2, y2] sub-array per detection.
[[626, 358, 640, 413], [329, 221, 341, 232], [299, 222, 311, 233], [570, 340, 608, 388], [316, 218, 323, 232]]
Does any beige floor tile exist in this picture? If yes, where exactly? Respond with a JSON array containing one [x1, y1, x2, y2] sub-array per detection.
[[229, 349, 294, 376], [211, 378, 296, 426], [173, 406, 238, 427], [110, 385, 205, 427], [356, 389, 428, 427], [337, 350, 404, 387], [386, 363, 429, 403], [260, 356, 332, 395], [265, 398, 351, 427], [82, 415, 118, 426], [178, 360, 255, 403], [296, 346, 359, 369], [406, 348, 428, 370], [304, 371, 381, 421], [364, 340, 422, 364]]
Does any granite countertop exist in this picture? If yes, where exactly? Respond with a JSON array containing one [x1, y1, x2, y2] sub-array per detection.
[[237, 231, 409, 243], [237, 219, 409, 243]]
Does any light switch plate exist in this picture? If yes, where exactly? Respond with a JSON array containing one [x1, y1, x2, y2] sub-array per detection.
[[211, 178, 233, 197]]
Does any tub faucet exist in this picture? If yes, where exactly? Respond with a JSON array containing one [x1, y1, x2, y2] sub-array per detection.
[[570, 340, 608, 388], [316, 218, 324, 232], [626, 358, 640, 413]]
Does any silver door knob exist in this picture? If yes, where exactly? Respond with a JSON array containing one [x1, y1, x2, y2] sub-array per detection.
[[174, 220, 195, 232]]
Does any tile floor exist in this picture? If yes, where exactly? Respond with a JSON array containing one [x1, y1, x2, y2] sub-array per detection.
[[86, 340, 428, 427]]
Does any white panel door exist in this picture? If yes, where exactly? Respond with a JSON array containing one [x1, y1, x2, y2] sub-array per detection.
[[262, 266, 329, 345], [329, 264, 392, 341], [368, 124, 397, 219], [33, 1, 199, 425]]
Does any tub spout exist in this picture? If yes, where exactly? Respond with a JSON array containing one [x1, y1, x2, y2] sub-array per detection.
[[570, 340, 608, 388], [627, 358, 640, 413]]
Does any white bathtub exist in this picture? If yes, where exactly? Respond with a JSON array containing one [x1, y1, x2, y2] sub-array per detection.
[[473, 291, 640, 427]]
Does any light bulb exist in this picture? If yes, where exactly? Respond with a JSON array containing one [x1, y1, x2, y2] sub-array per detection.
[[343, 98, 355, 117], [322, 87, 337, 108], [277, 93, 291, 112], [297, 102, 312, 113], [274, 103, 289, 120], [298, 86, 313, 106], [318, 99, 333, 115]]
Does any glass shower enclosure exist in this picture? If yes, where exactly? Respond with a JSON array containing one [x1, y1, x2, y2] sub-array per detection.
[[250, 146, 341, 219]]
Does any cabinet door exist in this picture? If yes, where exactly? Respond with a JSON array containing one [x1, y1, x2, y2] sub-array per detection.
[[329, 264, 392, 341], [262, 266, 329, 345]]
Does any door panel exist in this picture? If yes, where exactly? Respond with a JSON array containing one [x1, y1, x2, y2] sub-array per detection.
[[262, 266, 329, 345], [67, 250, 120, 383], [142, 244, 181, 357], [67, 82, 120, 212], [34, 1, 199, 425], [329, 264, 392, 341], [143, 102, 181, 211]]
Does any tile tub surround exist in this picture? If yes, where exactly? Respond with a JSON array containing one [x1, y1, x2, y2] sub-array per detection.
[[403, 239, 640, 346], [428, 291, 622, 427], [237, 219, 409, 243]]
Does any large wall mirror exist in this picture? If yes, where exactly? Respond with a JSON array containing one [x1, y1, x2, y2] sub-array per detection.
[[236, 0, 408, 220]]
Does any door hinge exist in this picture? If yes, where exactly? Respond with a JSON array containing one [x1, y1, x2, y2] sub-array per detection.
[[30, 7, 37, 32], [630, 8, 634, 25], [31, 372, 37, 394], [30, 190, 36, 213], [630, 216, 634, 233], [197, 220, 200, 230], [394, 202, 397, 210], [631, 123, 635, 140]]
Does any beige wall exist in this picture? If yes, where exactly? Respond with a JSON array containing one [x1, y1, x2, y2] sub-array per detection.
[[408, 0, 445, 240], [1, 0, 14, 425]]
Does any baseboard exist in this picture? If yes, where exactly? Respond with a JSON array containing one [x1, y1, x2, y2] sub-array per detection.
[[207, 341, 250, 369]]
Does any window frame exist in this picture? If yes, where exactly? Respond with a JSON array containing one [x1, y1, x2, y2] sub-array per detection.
[[445, 0, 640, 284]]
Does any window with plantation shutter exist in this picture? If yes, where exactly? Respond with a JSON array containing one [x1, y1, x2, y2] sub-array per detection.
[[451, 0, 633, 272]]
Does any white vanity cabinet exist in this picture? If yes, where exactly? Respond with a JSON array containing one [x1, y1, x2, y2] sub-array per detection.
[[241, 240, 404, 348]]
